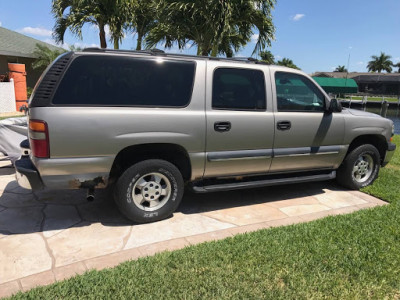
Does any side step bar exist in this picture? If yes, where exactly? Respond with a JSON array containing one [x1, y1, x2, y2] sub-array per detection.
[[192, 171, 336, 193]]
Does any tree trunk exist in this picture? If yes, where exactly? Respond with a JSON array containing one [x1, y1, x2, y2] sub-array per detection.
[[98, 22, 107, 49], [201, 49, 209, 56], [136, 32, 143, 50], [211, 44, 218, 57], [114, 39, 119, 50]]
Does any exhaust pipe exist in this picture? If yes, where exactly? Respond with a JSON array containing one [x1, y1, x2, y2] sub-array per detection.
[[87, 188, 95, 202]]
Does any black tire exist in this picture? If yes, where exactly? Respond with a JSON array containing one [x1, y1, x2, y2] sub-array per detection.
[[114, 159, 184, 223], [336, 144, 380, 190]]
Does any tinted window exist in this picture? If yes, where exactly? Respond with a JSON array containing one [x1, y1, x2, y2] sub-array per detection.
[[212, 68, 266, 110], [52, 56, 195, 107], [275, 72, 325, 112]]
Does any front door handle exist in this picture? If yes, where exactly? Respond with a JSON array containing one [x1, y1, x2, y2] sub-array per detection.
[[214, 121, 231, 132], [277, 120, 291, 131]]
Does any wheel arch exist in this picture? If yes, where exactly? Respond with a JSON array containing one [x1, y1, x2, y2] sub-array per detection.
[[109, 143, 192, 184], [347, 134, 387, 164]]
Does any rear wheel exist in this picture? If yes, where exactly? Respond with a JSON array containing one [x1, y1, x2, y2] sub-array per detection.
[[336, 144, 380, 189], [114, 159, 184, 223]]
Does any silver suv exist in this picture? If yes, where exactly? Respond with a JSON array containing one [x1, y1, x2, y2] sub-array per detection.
[[15, 49, 396, 223]]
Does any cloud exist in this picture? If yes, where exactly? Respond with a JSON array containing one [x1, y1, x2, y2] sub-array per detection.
[[348, 46, 353, 50], [72, 42, 99, 49], [19, 26, 53, 37], [292, 14, 305, 21], [42, 38, 98, 51], [275, 55, 282, 60], [394, 57, 400, 62], [91, 24, 113, 40], [0, 21, 2, 27], [251, 33, 259, 43], [357, 61, 364, 65]]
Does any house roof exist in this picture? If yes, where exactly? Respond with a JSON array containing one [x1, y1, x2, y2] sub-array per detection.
[[312, 71, 400, 79], [0, 27, 65, 58], [352, 74, 400, 83]]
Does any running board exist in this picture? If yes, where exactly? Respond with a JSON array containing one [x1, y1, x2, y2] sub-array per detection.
[[192, 171, 336, 193]]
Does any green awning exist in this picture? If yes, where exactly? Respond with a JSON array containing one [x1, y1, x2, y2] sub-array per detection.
[[312, 77, 358, 94]]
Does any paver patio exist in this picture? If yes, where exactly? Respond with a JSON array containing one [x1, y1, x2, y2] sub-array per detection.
[[0, 161, 387, 298]]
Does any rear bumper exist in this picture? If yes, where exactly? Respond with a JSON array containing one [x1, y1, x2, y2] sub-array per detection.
[[382, 142, 396, 167], [14, 156, 44, 190]]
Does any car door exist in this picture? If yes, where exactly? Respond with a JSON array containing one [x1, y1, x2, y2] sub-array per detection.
[[204, 61, 275, 178], [270, 68, 346, 172]]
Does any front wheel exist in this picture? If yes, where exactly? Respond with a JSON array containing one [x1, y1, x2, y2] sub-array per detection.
[[114, 159, 184, 223], [336, 144, 380, 189]]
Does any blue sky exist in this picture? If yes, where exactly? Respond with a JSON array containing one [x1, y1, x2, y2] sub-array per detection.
[[0, 0, 399, 74]]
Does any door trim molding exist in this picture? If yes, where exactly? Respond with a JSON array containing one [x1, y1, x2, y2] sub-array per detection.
[[208, 145, 344, 161], [207, 149, 273, 162], [274, 145, 343, 158]]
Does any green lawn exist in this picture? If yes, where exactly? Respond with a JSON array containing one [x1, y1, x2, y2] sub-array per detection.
[[0, 115, 25, 121], [9, 136, 400, 300], [344, 96, 399, 103]]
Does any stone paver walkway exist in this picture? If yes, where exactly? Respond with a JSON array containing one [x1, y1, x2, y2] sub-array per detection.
[[0, 161, 387, 298]]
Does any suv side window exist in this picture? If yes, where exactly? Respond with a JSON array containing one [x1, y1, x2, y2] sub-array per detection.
[[52, 56, 196, 107], [212, 68, 266, 110], [275, 72, 325, 112]]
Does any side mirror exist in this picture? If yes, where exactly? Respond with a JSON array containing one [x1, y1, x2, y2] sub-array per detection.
[[327, 98, 342, 113]]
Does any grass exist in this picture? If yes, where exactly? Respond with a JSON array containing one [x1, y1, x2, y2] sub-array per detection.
[[8, 136, 400, 300], [344, 96, 399, 103], [361, 135, 400, 201], [0, 114, 25, 121]]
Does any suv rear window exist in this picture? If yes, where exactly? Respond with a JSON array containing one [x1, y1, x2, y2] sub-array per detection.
[[52, 55, 196, 107], [212, 68, 266, 110]]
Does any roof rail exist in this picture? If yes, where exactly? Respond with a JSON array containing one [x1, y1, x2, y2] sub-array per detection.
[[82, 48, 165, 55], [229, 57, 268, 65], [80, 48, 269, 65]]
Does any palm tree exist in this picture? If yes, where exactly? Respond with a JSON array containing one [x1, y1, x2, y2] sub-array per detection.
[[367, 52, 393, 73], [32, 43, 66, 70], [52, 0, 130, 49], [276, 58, 300, 70], [146, 0, 276, 57], [334, 65, 347, 72], [259, 50, 275, 64], [393, 62, 400, 73], [126, 0, 157, 50]]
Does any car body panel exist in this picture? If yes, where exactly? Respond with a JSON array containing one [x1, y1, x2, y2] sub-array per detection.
[[19, 51, 395, 191]]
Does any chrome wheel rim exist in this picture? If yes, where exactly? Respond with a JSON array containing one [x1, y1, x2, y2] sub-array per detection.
[[352, 154, 374, 183], [131, 172, 171, 211]]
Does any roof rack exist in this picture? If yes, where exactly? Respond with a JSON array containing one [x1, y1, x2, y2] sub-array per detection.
[[229, 57, 268, 65], [82, 48, 165, 55], [80, 48, 269, 65]]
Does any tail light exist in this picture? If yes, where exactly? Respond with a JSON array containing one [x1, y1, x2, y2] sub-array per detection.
[[29, 120, 50, 158]]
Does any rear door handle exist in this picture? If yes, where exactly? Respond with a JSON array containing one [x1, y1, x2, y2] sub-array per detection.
[[277, 121, 291, 131], [214, 121, 231, 132]]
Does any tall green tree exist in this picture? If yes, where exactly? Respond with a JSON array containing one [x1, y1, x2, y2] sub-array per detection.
[[52, 0, 130, 49], [32, 43, 66, 70], [367, 52, 393, 73], [146, 0, 275, 57], [259, 50, 275, 64], [393, 62, 400, 73], [125, 0, 157, 50], [334, 65, 347, 72], [276, 58, 300, 70]]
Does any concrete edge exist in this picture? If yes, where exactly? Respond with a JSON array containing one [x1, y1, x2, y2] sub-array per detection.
[[0, 192, 387, 299]]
